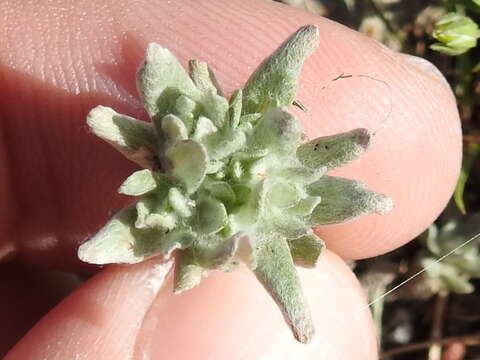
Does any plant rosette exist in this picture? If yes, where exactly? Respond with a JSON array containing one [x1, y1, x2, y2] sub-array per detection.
[[78, 25, 393, 343]]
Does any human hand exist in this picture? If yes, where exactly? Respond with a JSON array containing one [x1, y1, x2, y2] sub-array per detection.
[[0, 0, 461, 359]]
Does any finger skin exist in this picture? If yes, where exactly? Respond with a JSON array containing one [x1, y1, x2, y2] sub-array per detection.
[[5, 251, 378, 360], [0, 0, 461, 266], [0, 0, 459, 357], [0, 263, 80, 357]]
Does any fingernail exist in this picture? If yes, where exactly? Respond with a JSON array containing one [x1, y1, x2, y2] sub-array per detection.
[[399, 54, 450, 89]]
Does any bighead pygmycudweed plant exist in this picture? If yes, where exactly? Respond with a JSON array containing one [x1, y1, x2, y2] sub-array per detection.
[[78, 25, 393, 343]]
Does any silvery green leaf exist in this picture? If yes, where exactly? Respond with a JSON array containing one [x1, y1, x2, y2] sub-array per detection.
[[195, 196, 228, 234], [240, 113, 262, 124], [78, 206, 145, 264], [166, 140, 208, 194], [192, 116, 218, 141], [231, 184, 251, 206], [193, 234, 235, 269], [137, 43, 200, 118], [204, 181, 236, 204], [270, 213, 312, 239], [229, 232, 257, 268], [242, 25, 319, 113], [174, 95, 197, 132], [142, 212, 177, 231], [266, 180, 301, 209], [278, 167, 326, 185], [118, 169, 157, 196], [189, 59, 223, 96], [174, 249, 205, 294], [199, 89, 229, 128], [251, 107, 302, 154], [297, 128, 371, 171], [135, 197, 154, 229], [135, 197, 177, 231], [206, 160, 224, 174], [159, 114, 188, 141], [194, 231, 255, 269], [203, 128, 246, 160], [134, 228, 195, 257], [229, 160, 243, 180], [230, 180, 266, 229], [288, 196, 322, 217], [229, 89, 243, 128], [307, 176, 393, 225], [288, 233, 325, 268], [168, 187, 194, 217], [87, 106, 157, 168], [422, 258, 474, 294], [253, 234, 315, 343]]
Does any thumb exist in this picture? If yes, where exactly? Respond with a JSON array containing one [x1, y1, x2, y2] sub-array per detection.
[[5, 251, 377, 360], [0, 0, 461, 267]]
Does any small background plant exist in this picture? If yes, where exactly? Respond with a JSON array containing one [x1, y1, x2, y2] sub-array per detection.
[[277, 0, 480, 358]]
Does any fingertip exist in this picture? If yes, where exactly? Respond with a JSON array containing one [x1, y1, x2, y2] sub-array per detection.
[[134, 251, 377, 360], [5, 258, 172, 360]]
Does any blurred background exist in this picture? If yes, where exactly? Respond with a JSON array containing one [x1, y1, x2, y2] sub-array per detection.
[[276, 0, 480, 359]]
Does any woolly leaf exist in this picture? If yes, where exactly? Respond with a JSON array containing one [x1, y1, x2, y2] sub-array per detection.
[[288, 196, 322, 217], [203, 128, 246, 160], [159, 114, 188, 141], [307, 176, 393, 225], [174, 95, 197, 132], [118, 169, 157, 196], [193, 116, 218, 141], [166, 140, 208, 194], [189, 59, 223, 95], [270, 213, 313, 239], [194, 231, 256, 269], [240, 113, 262, 124], [288, 233, 325, 268], [174, 249, 205, 294], [87, 106, 157, 168], [251, 107, 302, 154], [243, 25, 319, 113], [266, 180, 301, 209], [422, 258, 474, 294], [230, 180, 266, 229], [168, 187, 193, 217], [134, 228, 195, 257], [278, 167, 325, 186], [195, 196, 228, 234], [229, 89, 243, 128], [137, 43, 200, 118], [78, 207, 144, 264], [253, 234, 315, 343], [297, 128, 371, 171], [199, 89, 229, 128], [204, 180, 236, 204]]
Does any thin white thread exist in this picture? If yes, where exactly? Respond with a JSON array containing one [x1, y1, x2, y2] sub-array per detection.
[[368, 231, 480, 308], [316, 232, 480, 347]]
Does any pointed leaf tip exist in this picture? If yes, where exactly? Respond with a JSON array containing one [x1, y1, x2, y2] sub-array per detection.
[[242, 25, 320, 113], [77, 207, 144, 265], [118, 169, 157, 196], [87, 106, 157, 168], [174, 249, 205, 294], [307, 176, 393, 225], [253, 235, 315, 343], [137, 43, 199, 118]]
